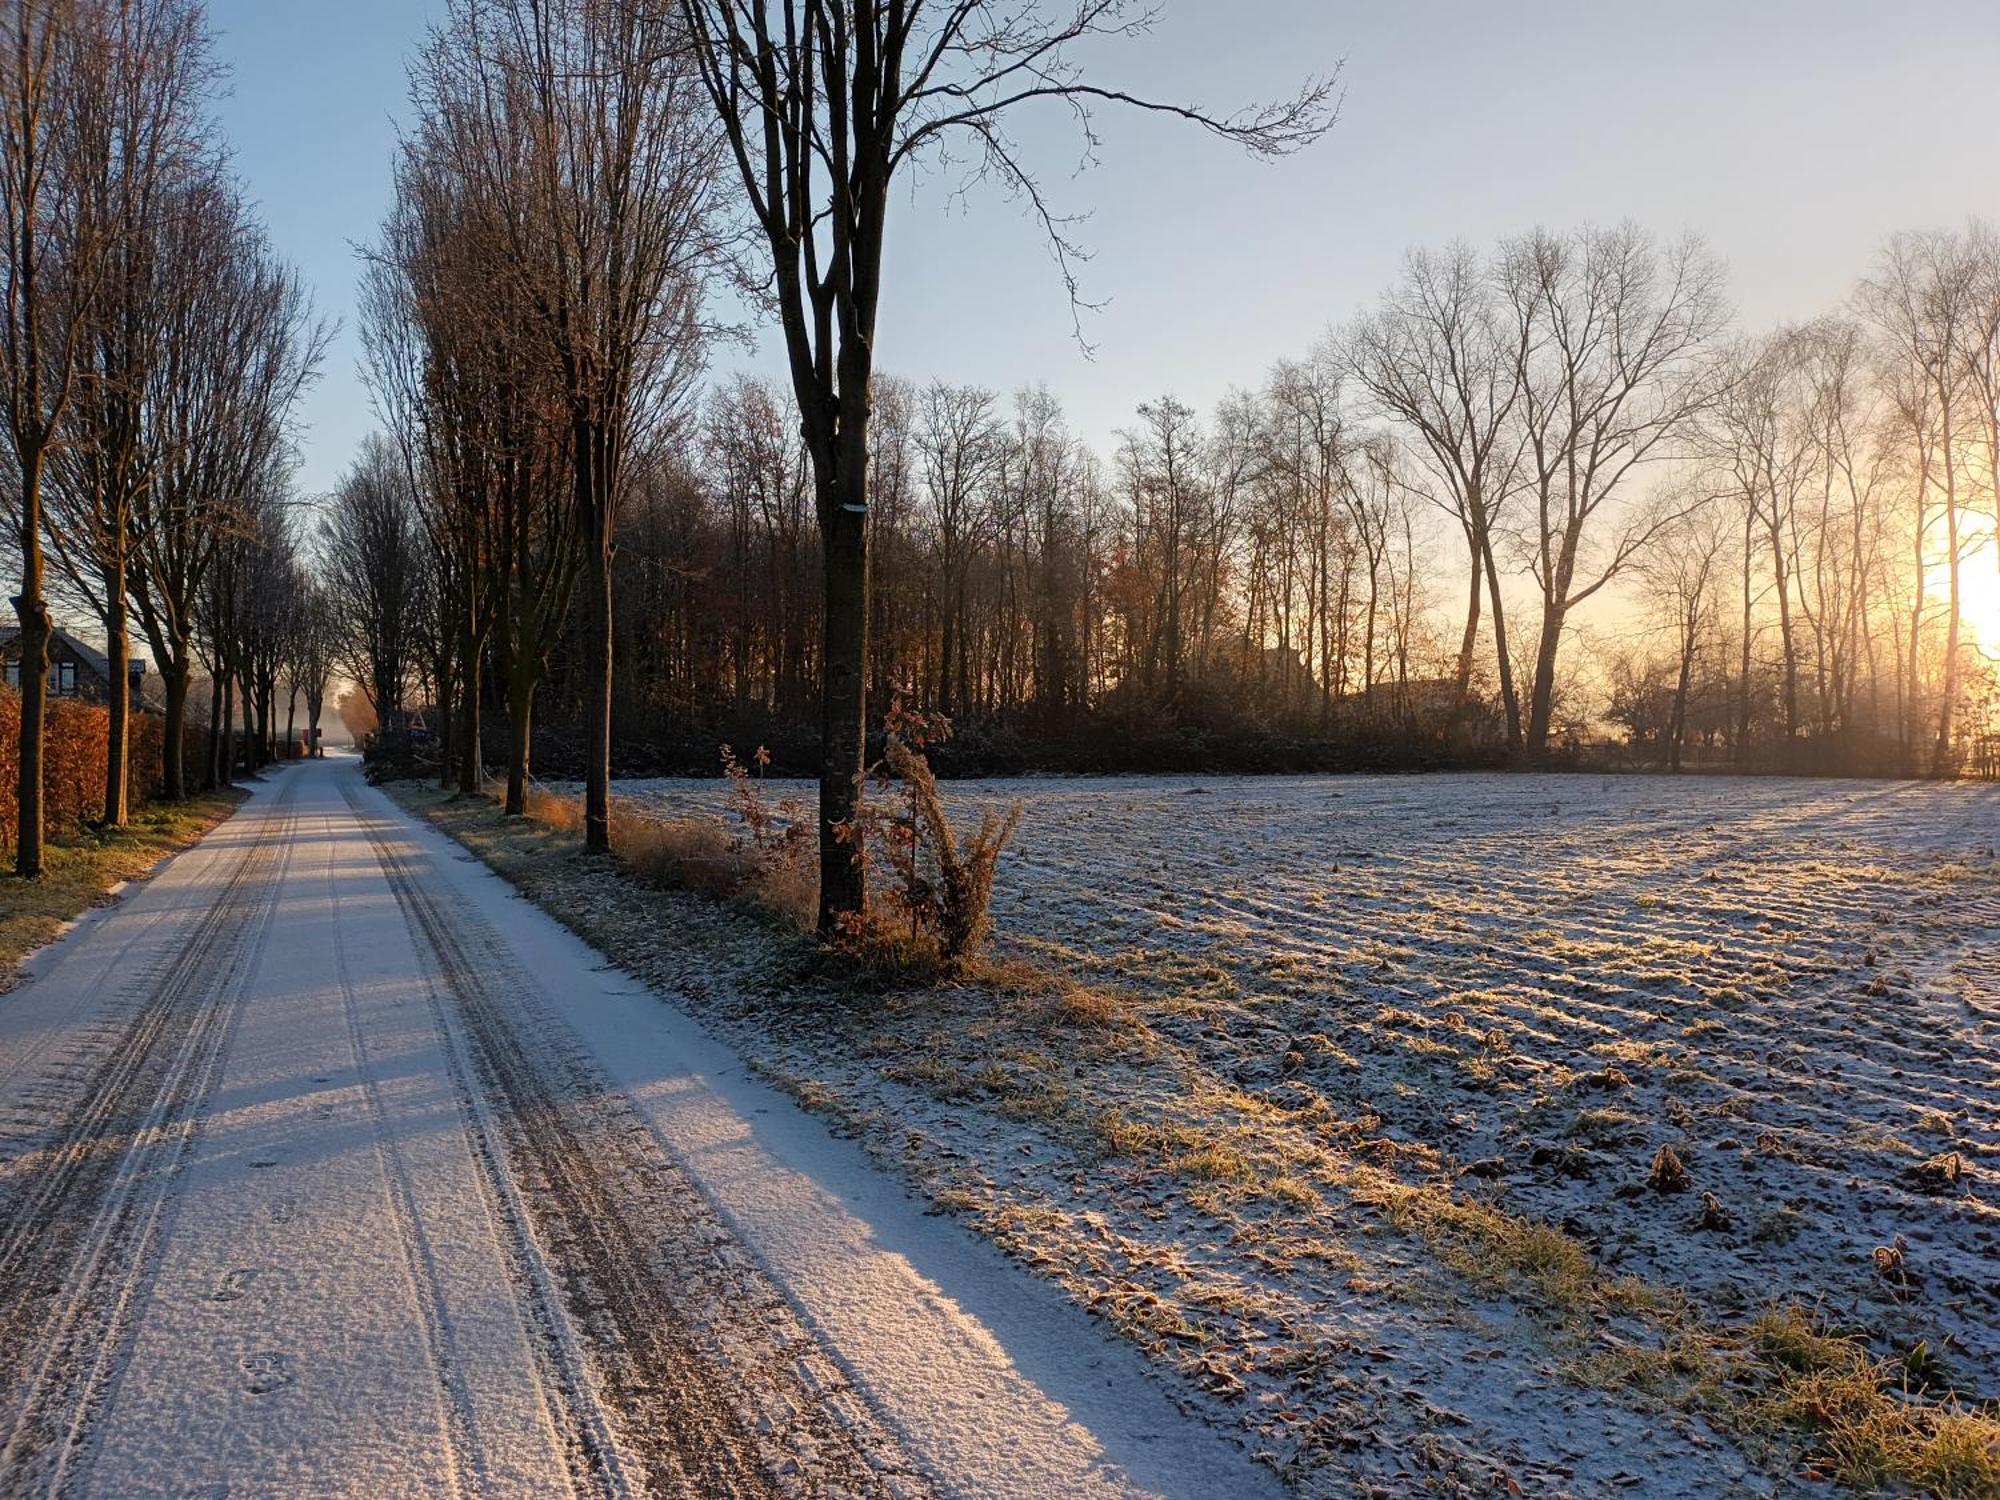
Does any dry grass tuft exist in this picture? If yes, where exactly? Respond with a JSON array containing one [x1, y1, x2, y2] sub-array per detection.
[[509, 762, 817, 930], [606, 805, 751, 901], [1648, 1142, 1692, 1193], [1370, 1179, 1597, 1309], [521, 783, 582, 832], [1743, 1306, 2000, 1496], [1908, 1151, 1968, 1194], [831, 716, 1022, 980]]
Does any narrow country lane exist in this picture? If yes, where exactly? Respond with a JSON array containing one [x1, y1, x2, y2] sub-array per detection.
[[0, 756, 1275, 1500]]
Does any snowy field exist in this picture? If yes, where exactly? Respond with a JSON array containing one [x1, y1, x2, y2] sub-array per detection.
[[605, 770, 2000, 1494]]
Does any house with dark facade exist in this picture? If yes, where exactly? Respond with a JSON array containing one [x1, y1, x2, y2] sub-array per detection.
[[0, 626, 148, 710]]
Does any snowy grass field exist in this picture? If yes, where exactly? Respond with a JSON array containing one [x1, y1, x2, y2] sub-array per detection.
[[485, 771, 2000, 1494]]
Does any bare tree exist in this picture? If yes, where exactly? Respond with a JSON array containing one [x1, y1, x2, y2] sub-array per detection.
[[1344, 242, 1525, 743], [126, 178, 322, 798], [322, 434, 422, 738], [1501, 223, 1729, 758], [412, 0, 722, 850], [915, 380, 1002, 715], [1, 0, 106, 870], [1861, 230, 1979, 771], [290, 572, 338, 756], [1708, 333, 1819, 747], [677, 0, 1336, 930], [43, 0, 211, 823], [1637, 497, 1728, 770], [1965, 223, 2000, 597]]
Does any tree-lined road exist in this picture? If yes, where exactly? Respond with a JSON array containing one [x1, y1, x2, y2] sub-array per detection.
[[0, 757, 1264, 1500]]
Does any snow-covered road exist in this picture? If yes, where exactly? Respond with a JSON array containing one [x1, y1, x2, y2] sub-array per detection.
[[0, 756, 1270, 1500]]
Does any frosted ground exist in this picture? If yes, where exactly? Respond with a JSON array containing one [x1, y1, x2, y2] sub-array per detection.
[[605, 770, 2000, 1494]]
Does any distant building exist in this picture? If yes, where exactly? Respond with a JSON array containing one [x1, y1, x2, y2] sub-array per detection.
[[0, 626, 148, 711]]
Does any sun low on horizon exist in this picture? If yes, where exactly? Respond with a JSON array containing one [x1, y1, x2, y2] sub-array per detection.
[[6, 3, 2000, 1500], [1961, 535, 2000, 657]]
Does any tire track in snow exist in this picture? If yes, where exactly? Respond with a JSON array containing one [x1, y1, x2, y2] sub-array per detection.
[[343, 782, 931, 1500], [0, 778, 302, 1497], [342, 782, 638, 1500], [324, 801, 486, 1500]]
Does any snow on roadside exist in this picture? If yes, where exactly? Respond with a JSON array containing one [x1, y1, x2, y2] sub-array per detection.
[[446, 771, 2000, 1497], [384, 778, 1287, 1500]]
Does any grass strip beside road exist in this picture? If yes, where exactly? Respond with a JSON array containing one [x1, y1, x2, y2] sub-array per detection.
[[0, 788, 249, 980]]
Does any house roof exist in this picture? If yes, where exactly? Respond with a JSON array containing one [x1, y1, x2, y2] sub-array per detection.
[[0, 624, 150, 679]]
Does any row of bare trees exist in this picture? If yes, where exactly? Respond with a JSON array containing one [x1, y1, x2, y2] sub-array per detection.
[[588, 227, 1740, 764], [493, 219, 2000, 785], [355, 0, 719, 852], [2, 0, 328, 873], [336, 0, 1335, 936]]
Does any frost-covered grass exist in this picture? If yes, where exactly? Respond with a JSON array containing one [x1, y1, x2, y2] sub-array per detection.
[[410, 771, 2000, 1497]]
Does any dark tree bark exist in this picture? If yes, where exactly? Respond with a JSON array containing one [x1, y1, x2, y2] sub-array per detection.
[[680, 0, 1332, 929]]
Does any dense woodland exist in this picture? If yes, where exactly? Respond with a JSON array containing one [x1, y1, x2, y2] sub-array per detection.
[[6, 0, 2000, 912]]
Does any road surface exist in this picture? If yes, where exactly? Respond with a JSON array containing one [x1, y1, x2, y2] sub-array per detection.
[[0, 756, 1274, 1500]]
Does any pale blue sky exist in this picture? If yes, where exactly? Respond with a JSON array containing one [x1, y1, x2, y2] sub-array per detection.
[[206, 0, 2000, 497]]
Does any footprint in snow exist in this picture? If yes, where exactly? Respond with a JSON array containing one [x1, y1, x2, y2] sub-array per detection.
[[239, 1351, 293, 1395], [212, 1268, 257, 1302]]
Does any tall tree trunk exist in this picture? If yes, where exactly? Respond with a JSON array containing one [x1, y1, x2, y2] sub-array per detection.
[[936, 591, 956, 716], [1736, 506, 1755, 762], [1669, 635, 1694, 773], [1770, 522, 1798, 744], [163, 661, 190, 795], [254, 679, 271, 771], [458, 600, 482, 796], [1933, 428, 1961, 774], [435, 656, 455, 792], [817, 477, 869, 933], [1479, 527, 1521, 751], [205, 667, 224, 789], [578, 417, 613, 855], [101, 567, 130, 826], [219, 670, 236, 788], [1525, 595, 1565, 757], [12, 444, 50, 876], [505, 660, 536, 817], [1452, 537, 1480, 710]]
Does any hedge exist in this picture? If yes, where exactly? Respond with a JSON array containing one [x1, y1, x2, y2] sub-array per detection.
[[0, 690, 167, 849]]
